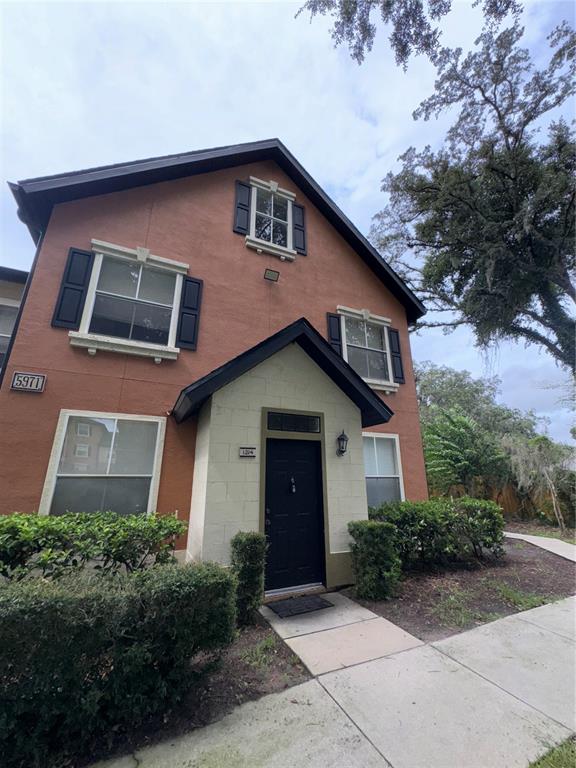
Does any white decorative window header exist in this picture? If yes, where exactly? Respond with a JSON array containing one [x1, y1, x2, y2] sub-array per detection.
[[248, 176, 296, 201], [91, 239, 189, 274]]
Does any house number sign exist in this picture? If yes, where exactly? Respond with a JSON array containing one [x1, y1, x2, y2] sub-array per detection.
[[239, 446, 257, 458], [11, 371, 46, 393]]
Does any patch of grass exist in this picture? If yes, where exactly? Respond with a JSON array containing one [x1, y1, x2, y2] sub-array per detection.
[[530, 738, 576, 767], [239, 634, 278, 668], [431, 587, 496, 628], [493, 582, 554, 611]]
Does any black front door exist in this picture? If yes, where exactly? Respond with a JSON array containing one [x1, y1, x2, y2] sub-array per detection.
[[265, 438, 325, 591]]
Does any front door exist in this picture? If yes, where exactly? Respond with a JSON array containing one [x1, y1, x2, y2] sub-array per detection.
[[264, 438, 325, 591]]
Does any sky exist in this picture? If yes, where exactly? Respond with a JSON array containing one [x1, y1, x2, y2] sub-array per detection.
[[0, 0, 573, 441]]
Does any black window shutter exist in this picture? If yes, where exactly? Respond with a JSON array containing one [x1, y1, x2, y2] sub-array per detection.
[[51, 248, 94, 330], [176, 277, 203, 350], [388, 328, 405, 383], [233, 181, 251, 235], [292, 203, 307, 255], [327, 313, 343, 356]]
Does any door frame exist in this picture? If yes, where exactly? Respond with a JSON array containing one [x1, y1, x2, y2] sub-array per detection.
[[260, 407, 329, 589]]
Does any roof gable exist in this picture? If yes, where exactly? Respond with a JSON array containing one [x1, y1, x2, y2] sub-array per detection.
[[9, 139, 425, 322], [172, 317, 393, 428]]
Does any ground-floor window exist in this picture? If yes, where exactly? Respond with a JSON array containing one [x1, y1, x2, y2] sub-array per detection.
[[362, 433, 404, 508], [40, 410, 166, 516]]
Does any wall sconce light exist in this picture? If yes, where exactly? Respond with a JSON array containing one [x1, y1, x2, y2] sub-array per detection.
[[336, 430, 349, 456], [264, 268, 280, 282]]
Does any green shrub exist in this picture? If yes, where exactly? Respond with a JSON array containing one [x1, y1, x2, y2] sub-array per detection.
[[453, 497, 505, 558], [230, 531, 267, 625], [348, 520, 401, 600], [0, 562, 236, 768], [369, 497, 504, 566], [0, 512, 186, 581]]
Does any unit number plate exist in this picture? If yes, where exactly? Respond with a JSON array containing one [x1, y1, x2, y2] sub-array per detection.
[[11, 372, 46, 393]]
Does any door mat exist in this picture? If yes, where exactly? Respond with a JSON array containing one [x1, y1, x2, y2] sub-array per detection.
[[268, 594, 333, 618]]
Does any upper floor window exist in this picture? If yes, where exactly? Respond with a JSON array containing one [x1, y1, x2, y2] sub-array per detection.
[[89, 257, 177, 346], [39, 410, 166, 516], [253, 187, 291, 250], [0, 301, 19, 369], [338, 307, 399, 393]]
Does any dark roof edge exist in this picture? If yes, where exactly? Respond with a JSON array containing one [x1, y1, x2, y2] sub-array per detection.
[[0, 266, 28, 284], [9, 139, 425, 321], [172, 317, 393, 428]]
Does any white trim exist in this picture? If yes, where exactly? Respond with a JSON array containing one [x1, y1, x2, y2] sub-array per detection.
[[248, 176, 296, 201], [339, 310, 397, 391], [244, 235, 297, 261], [0, 297, 20, 308], [75, 248, 185, 361], [91, 239, 189, 273], [69, 331, 180, 361], [39, 410, 167, 516], [362, 432, 405, 501]]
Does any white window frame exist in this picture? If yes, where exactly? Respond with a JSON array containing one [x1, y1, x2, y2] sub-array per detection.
[[245, 177, 298, 261], [362, 432, 405, 502], [76, 422, 91, 437], [39, 409, 167, 516], [0, 297, 20, 367], [74, 443, 90, 458], [68, 239, 189, 363], [338, 306, 399, 394]]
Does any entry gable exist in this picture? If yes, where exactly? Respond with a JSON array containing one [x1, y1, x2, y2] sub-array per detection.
[[172, 317, 393, 428]]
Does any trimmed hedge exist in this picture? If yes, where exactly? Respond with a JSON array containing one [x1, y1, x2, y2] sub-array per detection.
[[0, 512, 186, 581], [0, 562, 236, 768], [369, 497, 504, 566], [230, 531, 267, 625], [348, 520, 401, 599]]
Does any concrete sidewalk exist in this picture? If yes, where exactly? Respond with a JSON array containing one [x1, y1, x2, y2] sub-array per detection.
[[93, 596, 575, 768], [505, 531, 576, 562]]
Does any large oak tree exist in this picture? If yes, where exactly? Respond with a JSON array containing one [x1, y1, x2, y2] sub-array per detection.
[[372, 23, 575, 371]]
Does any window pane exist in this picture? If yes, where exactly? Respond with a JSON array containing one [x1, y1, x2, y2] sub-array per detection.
[[255, 214, 271, 241], [366, 477, 401, 508], [138, 268, 176, 306], [367, 350, 389, 381], [347, 346, 369, 378], [272, 221, 287, 247], [131, 303, 171, 345], [366, 322, 385, 350], [50, 477, 151, 515], [0, 336, 9, 368], [0, 305, 18, 336], [363, 437, 378, 476], [59, 416, 115, 474], [97, 257, 139, 298], [256, 188, 272, 215], [110, 420, 158, 474], [273, 194, 288, 221], [376, 438, 398, 475], [345, 318, 366, 347], [90, 294, 133, 339]]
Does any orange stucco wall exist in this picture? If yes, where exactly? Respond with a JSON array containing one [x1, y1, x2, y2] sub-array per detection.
[[0, 160, 428, 523]]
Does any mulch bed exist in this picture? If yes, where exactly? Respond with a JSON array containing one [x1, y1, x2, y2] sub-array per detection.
[[81, 619, 309, 766], [345, 539, 576, 643]]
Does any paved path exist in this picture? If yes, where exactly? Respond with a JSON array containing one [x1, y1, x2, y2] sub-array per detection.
[[93, 595, 575, 768], [505, 531, 576, 562]]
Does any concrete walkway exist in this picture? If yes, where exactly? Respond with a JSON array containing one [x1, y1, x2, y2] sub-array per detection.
[[93, 595, 575, 768], [505, 531, 576, 562]]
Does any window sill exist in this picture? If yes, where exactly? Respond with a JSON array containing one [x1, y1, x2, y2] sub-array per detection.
[[69, 331, 180, 362], [364, 379, 400, 394], [245, 236, 297, 261]]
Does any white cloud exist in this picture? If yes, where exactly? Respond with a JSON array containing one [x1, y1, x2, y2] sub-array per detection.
[[0, 0, 572, 440]]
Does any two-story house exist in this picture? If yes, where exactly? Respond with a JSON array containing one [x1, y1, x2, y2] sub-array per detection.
[[1, 139, 427, 592]]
